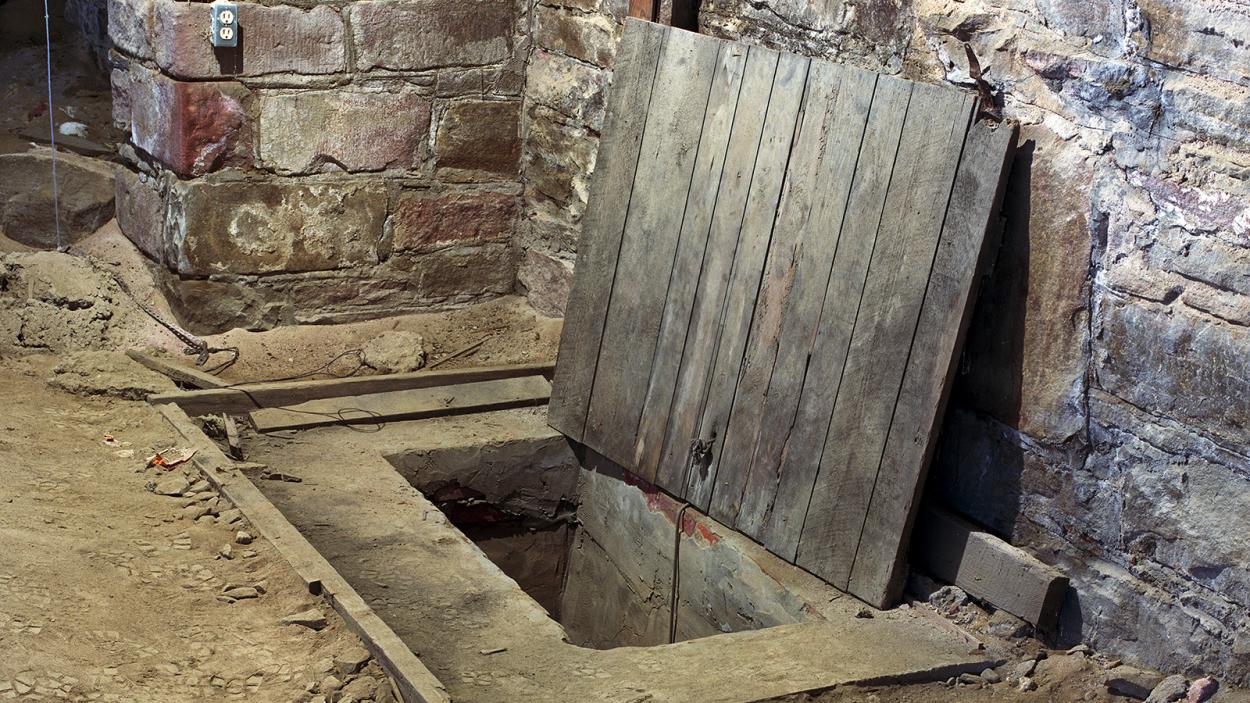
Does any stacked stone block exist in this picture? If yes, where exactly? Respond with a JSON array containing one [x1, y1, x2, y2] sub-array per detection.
[[692, 0, 1250, 685], [109, 0, 527, 331], [516, 0, 625, 316]]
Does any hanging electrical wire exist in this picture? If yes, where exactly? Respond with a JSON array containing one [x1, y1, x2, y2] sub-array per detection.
[[41, 0, 64, 252]]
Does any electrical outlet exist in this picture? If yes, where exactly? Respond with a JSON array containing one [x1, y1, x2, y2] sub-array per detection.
[[210, 2, 238, 48]]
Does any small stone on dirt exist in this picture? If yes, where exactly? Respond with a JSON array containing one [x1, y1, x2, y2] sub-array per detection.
[[1017, 676, 1037, 692], [340, 675, 379, 700], [362, 331, 427, 373], [986, 609, 1031, 639], [1106, 665, 1165, 700], [153, 475, 190, 496], [319, 675, 343, 693], [1147, 674, 1189, 703], [218, 508, 243, 525], [234, 530, 254, 544], [334, 646, 371, 676], [1187, 677, 1218, 703], [280, 608, 328, 631], [1068, 643, 1092, 656], [222, 586, 258, 600], [981, 667, 1002, 684], [218, 544, 233, 560]]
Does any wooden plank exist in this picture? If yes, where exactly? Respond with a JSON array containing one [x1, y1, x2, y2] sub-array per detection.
[[250, 376, 552, 432], [583, 27, 722, 467], [547, 19, 666, 442], [847, 119, 1018, 607], [796, 84, 973, 589], [154, 403, 451, 703], [756, 77, 913, 559], [711, 62, 877, 529], [650, 45, 779, 495], [685, 50, 808, 510], [149, 362, 555, 416], [912, 506, 1067, 632], [126, 349, 229, 389], [631, 42, 748, 481]]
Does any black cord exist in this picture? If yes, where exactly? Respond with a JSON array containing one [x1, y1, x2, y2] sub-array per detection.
[[670, 502, 692, 644], [219, 349, 367, 388]]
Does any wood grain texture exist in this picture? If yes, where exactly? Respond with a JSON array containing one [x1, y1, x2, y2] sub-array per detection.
[[685, 50, 808, 511], [547, 19, 664, 442], [723, 63, 878, 534], [126, 350, 229, 389], [912, 506, 1067, 632], [156, 404, 451, 703], [757, 77, 912, 560], [250, 376, 552, 432], [632, 42, 749, 482], [545, 23, 1015, 610], [651, 45, 780, 495], [584, 28, 722, 467], [150, 362, 554, 416], [847, 119, 1017, 607], [796, 84, 973, 588]]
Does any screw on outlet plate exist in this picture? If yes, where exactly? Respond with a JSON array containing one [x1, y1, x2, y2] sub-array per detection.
[[210, 2, 238, 48]]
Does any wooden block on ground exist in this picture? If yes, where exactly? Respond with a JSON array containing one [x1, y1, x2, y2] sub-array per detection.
[[911, 506, 1068, 633], [126, 349, 229, 389], [154, 403, 450, 703], [148, 362, 554, 416], [250, 376, 552, 432]]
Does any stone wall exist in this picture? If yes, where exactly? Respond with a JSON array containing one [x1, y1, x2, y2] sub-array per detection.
[[695, 0, 1250, 685], [109, 0, 528, 331], [516, 0, 627, 315]]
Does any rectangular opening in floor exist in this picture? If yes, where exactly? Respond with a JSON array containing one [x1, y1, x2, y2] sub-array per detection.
[[387, 438, 834, 651]]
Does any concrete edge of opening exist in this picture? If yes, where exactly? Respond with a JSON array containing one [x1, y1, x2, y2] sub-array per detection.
[[154, 402, 451, 703]]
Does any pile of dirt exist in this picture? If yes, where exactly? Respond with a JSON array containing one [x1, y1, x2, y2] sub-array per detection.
[[48, 350, 177, 400], [0, 249, 177, 356]]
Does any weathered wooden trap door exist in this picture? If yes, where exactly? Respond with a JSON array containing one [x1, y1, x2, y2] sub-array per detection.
[[548, 19, 1017, 608]]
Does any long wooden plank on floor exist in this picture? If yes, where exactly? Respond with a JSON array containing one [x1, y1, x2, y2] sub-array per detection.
[[758, 77, 912, 560], [796, 84, 974, 590], [155, 404, 451, 703], [126, 350, 229, 389], [631, 42, 748, 482], [546, 19, 665, 442], [847, 119, 1017, 607], [583, 27, 722, 467], [649, 45, 780, 495], [684, 50, 808, 510], [250, 376, 552, 432], [710, 62, 877, 529], [912, 506, 1066, 632], [149, 362, 554, 416]]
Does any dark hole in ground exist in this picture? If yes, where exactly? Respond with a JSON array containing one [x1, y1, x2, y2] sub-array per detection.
[[422, 479, 574, 620], [392, 436, 824, 651]]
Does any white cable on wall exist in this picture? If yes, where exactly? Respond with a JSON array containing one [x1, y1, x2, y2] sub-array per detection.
[[42, 0, 64, 252]]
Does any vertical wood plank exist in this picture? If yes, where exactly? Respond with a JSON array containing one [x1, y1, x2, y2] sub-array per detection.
[[732, 65, 878, 537], [547, 19, 665, 441], [795, 84, 974, 589], [757, 76, 912, 560], [685, 51, 808, 511], [583, 28, 722, 466], [847, 120, 1017, 607], [650, 46, 780, 495], [632, 43, 749, 482]]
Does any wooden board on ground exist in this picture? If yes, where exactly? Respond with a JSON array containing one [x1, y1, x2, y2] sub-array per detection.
[[251, 376, 552, 432], [546, 18, 1017, 608], [126, 350, 229, 389], [149, 362, 554, 416], [154, 403, 451, 703], [912, 506, 1068, 633]]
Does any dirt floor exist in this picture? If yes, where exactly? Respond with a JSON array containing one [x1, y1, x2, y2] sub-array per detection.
[[0, 354, 417, 701]]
